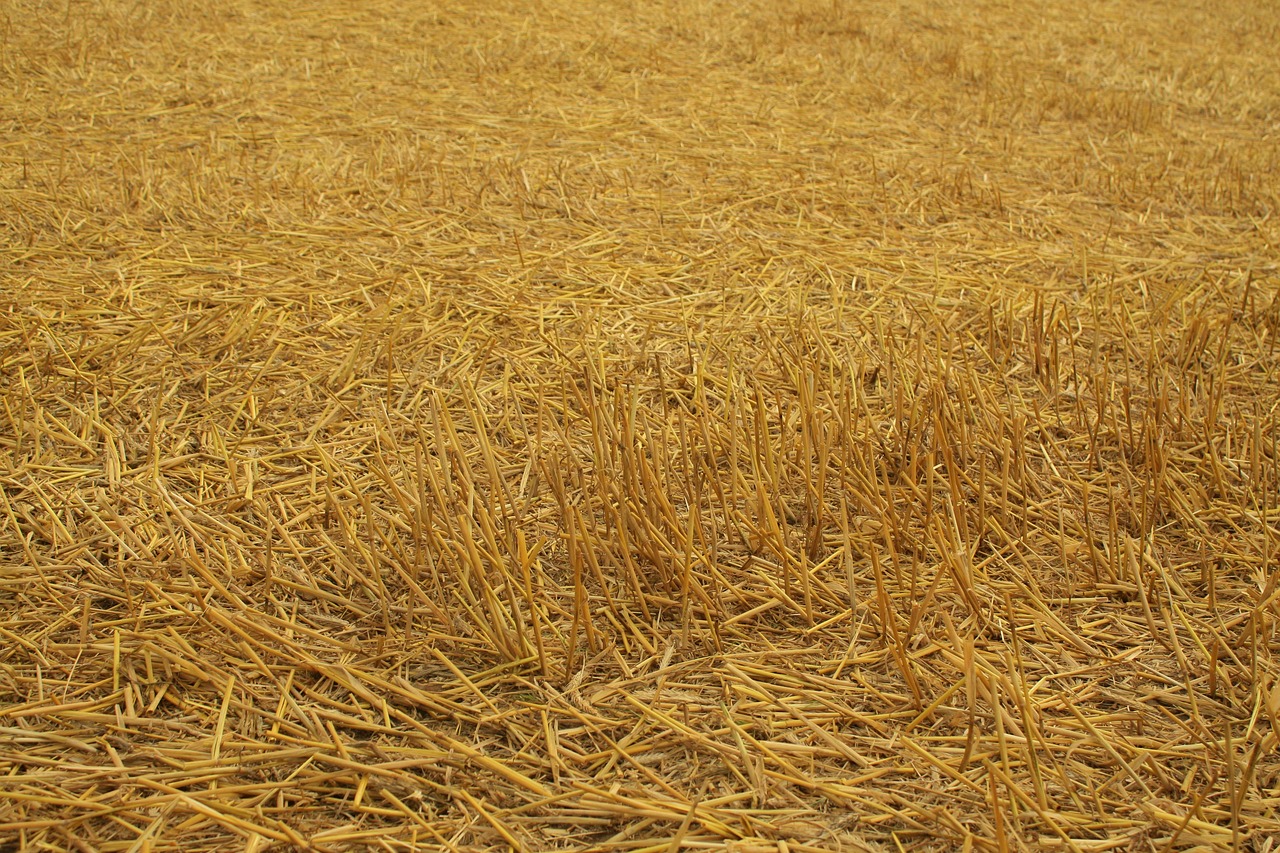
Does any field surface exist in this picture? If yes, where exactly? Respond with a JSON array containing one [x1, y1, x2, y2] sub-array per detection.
[[3, 0, 1280, 850]]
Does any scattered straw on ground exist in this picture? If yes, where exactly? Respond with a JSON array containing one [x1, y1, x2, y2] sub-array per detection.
[[3, 0, 1279, 850]]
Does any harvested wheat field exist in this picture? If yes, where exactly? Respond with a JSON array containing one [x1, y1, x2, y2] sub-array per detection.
[[3, 0, 1280, 849]]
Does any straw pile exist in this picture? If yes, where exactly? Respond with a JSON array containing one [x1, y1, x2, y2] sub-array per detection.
[[3, 0, 1279, 849]]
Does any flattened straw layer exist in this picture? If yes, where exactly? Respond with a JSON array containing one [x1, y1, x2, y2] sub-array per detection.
[[3, 0, 1280, 848]]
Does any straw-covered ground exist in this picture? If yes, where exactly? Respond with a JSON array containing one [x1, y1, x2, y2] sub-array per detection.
[[3, 0, 1279, 849]]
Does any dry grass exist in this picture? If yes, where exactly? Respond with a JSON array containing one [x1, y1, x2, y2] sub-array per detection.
[[3, 0, 1280, 849]]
